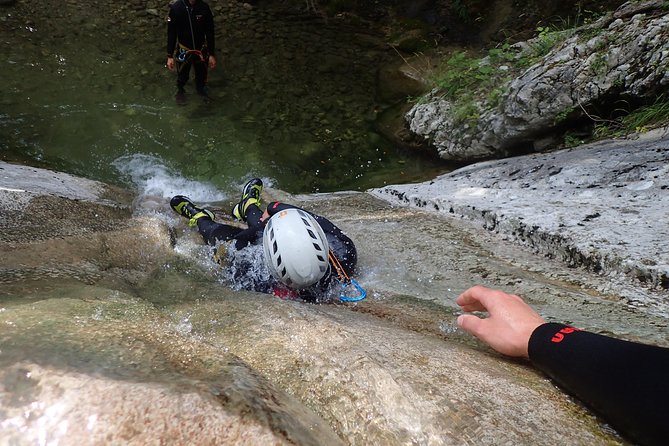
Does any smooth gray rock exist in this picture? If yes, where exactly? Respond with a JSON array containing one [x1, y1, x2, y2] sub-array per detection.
[[407, 0, 669, 161], [1, 160, 635, 445], [372, 127, 669, 296]]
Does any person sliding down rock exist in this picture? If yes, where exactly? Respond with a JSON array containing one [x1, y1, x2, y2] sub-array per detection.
[[170, 178, 359, 301]]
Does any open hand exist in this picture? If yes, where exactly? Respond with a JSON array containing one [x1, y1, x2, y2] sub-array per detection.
[[456, 285, 546, 358]]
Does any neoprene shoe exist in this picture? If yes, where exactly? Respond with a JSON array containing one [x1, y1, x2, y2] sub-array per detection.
[[232, 178, 263, 222], [170, 195, 214, 227]]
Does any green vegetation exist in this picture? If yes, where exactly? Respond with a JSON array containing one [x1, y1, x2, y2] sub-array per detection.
[[487, 86, 507, 108], [564, 131, 585, 148], [531, 26, 569, 58], [554, 107, 576, 126], [593, 96, 669, 138], [453, 98, 480, 125], [590, 52, 608, 77], [418, 3, 667, 144], [431, 50, 499, 99], [425, 39, 549, 125], [623, 98, 669, 132], [432, 46, 512, 97], [427, 50, 498, 125], [422, 15, 591, 126]]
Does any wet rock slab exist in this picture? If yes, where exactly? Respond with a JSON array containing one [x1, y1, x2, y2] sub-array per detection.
[[0, 280, 615, 446], [0, 161, 629, 444], [0, 162, 342, 445], [0, 162, 173, 287], [372, 128, 669, 295], [0, 289, 343, 446]]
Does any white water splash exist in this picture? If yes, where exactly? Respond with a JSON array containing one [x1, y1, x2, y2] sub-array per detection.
[[217, 242, 273, 292], [174, 312, 193, 335], [112, 153, 227, 202]]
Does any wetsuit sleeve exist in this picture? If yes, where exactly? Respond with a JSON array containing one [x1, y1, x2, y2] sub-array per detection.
[[205, 4, 215, 54], [528, 322, 669, 446], [167, 5, 178, 56]]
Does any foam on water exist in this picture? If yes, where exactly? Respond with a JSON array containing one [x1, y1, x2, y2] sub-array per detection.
[[111, 153, 293, 296], [217, 242, 273, 292], [113, 153, 228, 203]]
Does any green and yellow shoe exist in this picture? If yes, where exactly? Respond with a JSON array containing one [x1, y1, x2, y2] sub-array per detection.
[[231, 178, 263, 222], [170, 195, 215, 227]]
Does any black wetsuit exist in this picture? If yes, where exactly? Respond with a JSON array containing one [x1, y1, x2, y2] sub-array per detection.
[[194, 201, 357, 299], [529, 323, 669, 446], [167, 0, 215, 93]]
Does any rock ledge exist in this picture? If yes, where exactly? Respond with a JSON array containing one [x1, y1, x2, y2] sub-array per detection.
[[372, 128, 669, 292]]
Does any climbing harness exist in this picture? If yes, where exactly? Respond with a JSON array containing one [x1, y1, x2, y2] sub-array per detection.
[[175, 0, 207, 68], [176, 45, 206, 63], [328, 250, 366, 302]]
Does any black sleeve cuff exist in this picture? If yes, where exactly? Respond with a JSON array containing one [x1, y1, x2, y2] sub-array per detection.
[[528, 322, 571, 361]]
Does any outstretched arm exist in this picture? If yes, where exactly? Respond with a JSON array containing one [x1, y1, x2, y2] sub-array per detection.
[[456, 285, 669, 446]]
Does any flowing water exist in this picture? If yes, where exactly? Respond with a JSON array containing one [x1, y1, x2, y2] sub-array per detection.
[[2, 158, 669, 444], [2, 1, 669, 444]]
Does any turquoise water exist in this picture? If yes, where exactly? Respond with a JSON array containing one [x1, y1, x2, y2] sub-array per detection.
[[0, 1, 449, 195]]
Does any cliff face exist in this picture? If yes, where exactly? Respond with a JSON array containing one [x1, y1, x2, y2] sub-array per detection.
[[406, 0, 669, 161]]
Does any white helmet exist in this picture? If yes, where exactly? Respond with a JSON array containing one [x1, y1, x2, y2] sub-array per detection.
[[262, 208, 330, 289]]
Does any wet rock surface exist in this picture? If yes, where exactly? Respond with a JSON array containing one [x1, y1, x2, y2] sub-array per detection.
[[2, 0, 667, 441], [0, 164, 343, 444], [0, 163, 173, 288], [373, 127, 669, 299], [4, 160, 665, 444], [0, 288, 344, 446]]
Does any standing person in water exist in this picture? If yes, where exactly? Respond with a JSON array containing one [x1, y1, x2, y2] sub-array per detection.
[[166, 0, 217, 104], [170, 178, 359, 301], [456, 285, 669, 446]]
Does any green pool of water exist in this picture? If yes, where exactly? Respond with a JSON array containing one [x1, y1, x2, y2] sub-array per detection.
[[0, 1, 448, 194]]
